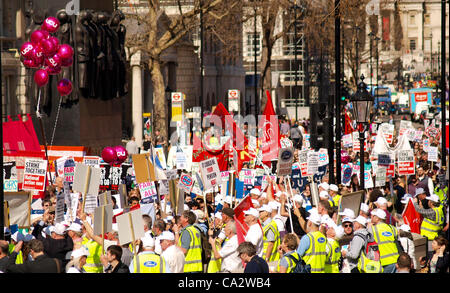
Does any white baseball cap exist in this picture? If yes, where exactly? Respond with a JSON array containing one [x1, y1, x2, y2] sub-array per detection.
[[258, 204, 272, 213], [371, 208, 386, 220], [244, 208, 259, 218], [268, 201, 280, 211], [67, 223, 82, 233], [426, 193, 440, 203], [319, 190, 329, 199], [307, 211, 322, 225], [214, 212, 223, 220], [329, 184, 339, 192], [375, 197, 388, 206], [54, 223, 67, 235], [193, 209, 206, 221], [250, 188, 261, 196], [415, 188, 426, 196], [71, 247, 89, 259], [318, 182, 330, 191], [399, 224, 411, 232], [251, 199, 260, 208], [159, 231, 175, 241], [342, 217, 355, 223], [401, 194, 413, 204], [141, 236, 155, 248], [360, 203, 369, 214], [338, 208, 355, 219], [224, 197, 233, 205], [354, 216, 367, 227], [292, 194, 304, 204]]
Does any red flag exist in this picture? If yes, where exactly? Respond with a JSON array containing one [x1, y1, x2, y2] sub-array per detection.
[[212, 103, 247, 151], [112, 204, 141, 223], [402, 199, 423, 234], [192, 134, 230, 171], [259, 90, 279, 164]]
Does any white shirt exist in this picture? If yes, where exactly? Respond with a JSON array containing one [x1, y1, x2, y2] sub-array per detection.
[[244, 223, 264, 257], [161, 245, 185, 273], [273, 215, 286, 233], [219, 235, 244, 273]]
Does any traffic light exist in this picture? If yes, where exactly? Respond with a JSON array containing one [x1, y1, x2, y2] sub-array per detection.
[[310, 103, 330, 149]]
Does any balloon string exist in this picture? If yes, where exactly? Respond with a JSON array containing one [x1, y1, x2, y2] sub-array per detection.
[[50, 95, 62, 148], [36, 89, 42, 118]]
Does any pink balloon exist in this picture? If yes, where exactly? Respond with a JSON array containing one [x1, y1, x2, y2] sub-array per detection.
[[57, 44, 74, 60], [22, 58, 40, 68], [114, 145, 128, 163], [45, 65, 61, 75], [101, 147, 117, 164], [45, 54, 61, 68], [34, 69, 49, 87], [30, 47, 44, 66], [40, 39, 56, 57], [57, 78, 72, 96], [42, 17, 60, 33], [60, 57, 73, 67], [48, 37, 60, 53], [20, 42, 35, 59], [30, 30, 49, 45]]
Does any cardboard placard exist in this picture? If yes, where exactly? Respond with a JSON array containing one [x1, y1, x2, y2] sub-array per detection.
[[178, 173, 194, 194], [132, 153, 156, 184], [337, 190, 364, 225], [138, 181, 158, 199], [427, 146, 438, 162], [54, 192, 65, 224], [159, 180, 170, 195], [72, 163, 101, 196], [3, 162, 18, 192], [375, 167, 387, 187], [307, 151, 319, 176], [83, 156, 101, 168], [98, 191, 113, 206], [93, 204, 114, 235], [199, 157, 222, 190], [398, 150, 416, 176], [318, 148, 329, 167], [84, 193, 98, 214], [342, 134, 352, 148], [22, 159, 48, 192], [276, 147, 295, 177], [4, 191, 31, 228], [117, 209, 145, 246]]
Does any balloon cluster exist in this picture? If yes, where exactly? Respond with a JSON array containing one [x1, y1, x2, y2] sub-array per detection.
[[20, 16, 73, 96], [101, 145, 128, 165]]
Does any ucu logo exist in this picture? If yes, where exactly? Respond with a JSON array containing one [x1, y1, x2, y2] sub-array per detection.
[[36, 51, 42, 58], [22, 45, 33, 55], [46, 19, 58, 28], [49, 58, 58, 67], [117, 151, 126, 156]]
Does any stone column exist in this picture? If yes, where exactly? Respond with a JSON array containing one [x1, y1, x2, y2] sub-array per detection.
[[131, 50, 143, 148]]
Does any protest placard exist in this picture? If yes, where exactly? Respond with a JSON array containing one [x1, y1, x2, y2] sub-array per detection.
[[375, 167, 387, 187], [414, 130, 424, 142], [54, 192, 65, 224], [298, 150, 309, 178], [138, 181, 158, 199], [342, 134, 352, 148], [399, 120, 413, 136], [84, 193, 98, 214], [132, 153, 156, 184], [63, 159, 76, 184], [423, 138, 430, 152], [427, 147, 438, 162], [352, 132, 360, 152], [159, 180, 170, 195], [22, 159, 47, 192], [357, 170, 374, 189], [398, 150, 415, 176], [70, 193, 79, 221], [93, 204, 113, 236], [117, 209, 145, 254], [406, 128, 416, 141], [178, 173, 194, 194], [73, 163, 101, 211], [337, 190, 364, 225], [5, 191, 31, 228], [55, 156, 70, 178], [98, 191, 113, 206], [240, 169, 256, 185], [380, 123, 394, 144], [154, 147, 167, 169], [276, 147, 295, 177], [318, 148, 329, 167], [3, 162, 18, 192], [200, 157, 222, 190], [176, 151, 187, 170], [425, 126, 441, 140], [307, 151, 319, 176], [342, 165, 353, 186], [83, 156, 101, 168]]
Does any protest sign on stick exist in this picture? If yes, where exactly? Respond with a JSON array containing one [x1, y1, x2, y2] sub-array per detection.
[[276, 147, 295, 177], [22, 159, 48, 192], [117, 209, 145, 256], [337, 190, 364, 225], [73, 163, 101, 213], [98, 191, 113, 207], [397, 150, 415, 176], [54, 192, 65, 224], [93, 204, 113, 254], [427, 146, 438, 162]]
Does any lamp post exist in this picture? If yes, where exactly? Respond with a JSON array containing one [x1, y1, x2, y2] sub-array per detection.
[[351, 75, 374, 192], [375, 36, 380, 89], [293, 2, 299, 121]]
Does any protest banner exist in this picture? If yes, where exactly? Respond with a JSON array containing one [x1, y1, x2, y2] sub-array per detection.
[[22, 159, 48, 192], [233, 196, 255, 240], [63, 158, 76, 184], [4, 191, 31, 228], [83, 156, 101, 168], [380, 123, 394, 144], [402, 199, 423, 234], [427, 146, 438, 162], [397, 150, 415, 176], [138, 181, 158, 200], [337, 190, 364, 225], [3, 162, 18, 192], [93, 204, 114, 254], [178, 173, 194, 194], [199, 157, 222, 190], [318, 148, 329, 167], [117, 209, 145, 255], [132, 153, 156, 184], [375, 167, 387, 187], [307, 151, 319, 176], [276, 147, 295, 177], [72, 163, 101, 212], [54, 192, 65, 224]]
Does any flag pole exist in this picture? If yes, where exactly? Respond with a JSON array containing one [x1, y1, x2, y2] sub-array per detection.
[[284, 176, 295, 235]]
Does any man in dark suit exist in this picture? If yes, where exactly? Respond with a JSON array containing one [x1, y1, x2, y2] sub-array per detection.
[[5, 239, 62, 273]]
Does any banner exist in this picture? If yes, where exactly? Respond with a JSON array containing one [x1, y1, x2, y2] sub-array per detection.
[[402, 199, 423, 234], [397, 150, 415, 176], [3, 162, 18, 192], [22, 159, 48, 192], [427, 146, 438, 162], [138, 181, 158, 200], [83, 156, 101, 168], [259, 91, 279, 163]]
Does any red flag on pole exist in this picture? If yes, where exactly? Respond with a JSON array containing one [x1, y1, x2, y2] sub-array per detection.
[[402, 199, 423, 234], [259, 90, 279, 164]]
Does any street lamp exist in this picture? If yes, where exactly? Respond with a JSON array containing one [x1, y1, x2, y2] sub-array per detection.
[[350, 75, 374, 191]]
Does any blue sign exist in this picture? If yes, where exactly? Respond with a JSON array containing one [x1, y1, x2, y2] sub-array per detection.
[[342, 167, 353, 185], [317, 237, 326, 243], [381, 231, 392, 237], [143, 261, 157, 268], [291, 169, 308, 192]]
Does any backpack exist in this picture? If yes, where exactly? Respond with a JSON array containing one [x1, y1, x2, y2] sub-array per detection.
[[355, 233, 382, 273], [193, 224, 211, 265], [286, 254, 311, 273]]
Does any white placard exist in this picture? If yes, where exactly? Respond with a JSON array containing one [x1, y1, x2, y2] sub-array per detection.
[[307, 151, 319, 176], [428, 146, 438, 162], [276, 147, 295, 177], [199, 157, 222, 190], [138, 181, 158, 199], [117, 209, 145, 246], [375, 167, 387, 187], [73, 163, 101, 196], [318, 148, 329, 167]]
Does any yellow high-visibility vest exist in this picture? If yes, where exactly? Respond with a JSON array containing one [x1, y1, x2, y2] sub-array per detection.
[[276, 251, 300, 273], [178, 225, 203, 272], [420, 206, 445, 241], [262, 219, 281, 262], [302, 231, 327, 273], [324, 238, 341, 273], [8, 244, 23, 264], [371, 223, 399, 267], [82, 237, 103, 273], [133, 252, 166, 273]]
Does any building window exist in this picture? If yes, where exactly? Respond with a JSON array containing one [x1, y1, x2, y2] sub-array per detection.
[[409, 13, 415, 26], [409, 38, 416, 51], [246, 33, 261, 57], [424, 14, 430, 25]]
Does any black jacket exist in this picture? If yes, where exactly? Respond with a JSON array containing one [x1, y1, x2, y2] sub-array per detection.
[[5, 253, 62, 273], [426, 251, 450, 273], [105, 261, 130, 273]]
